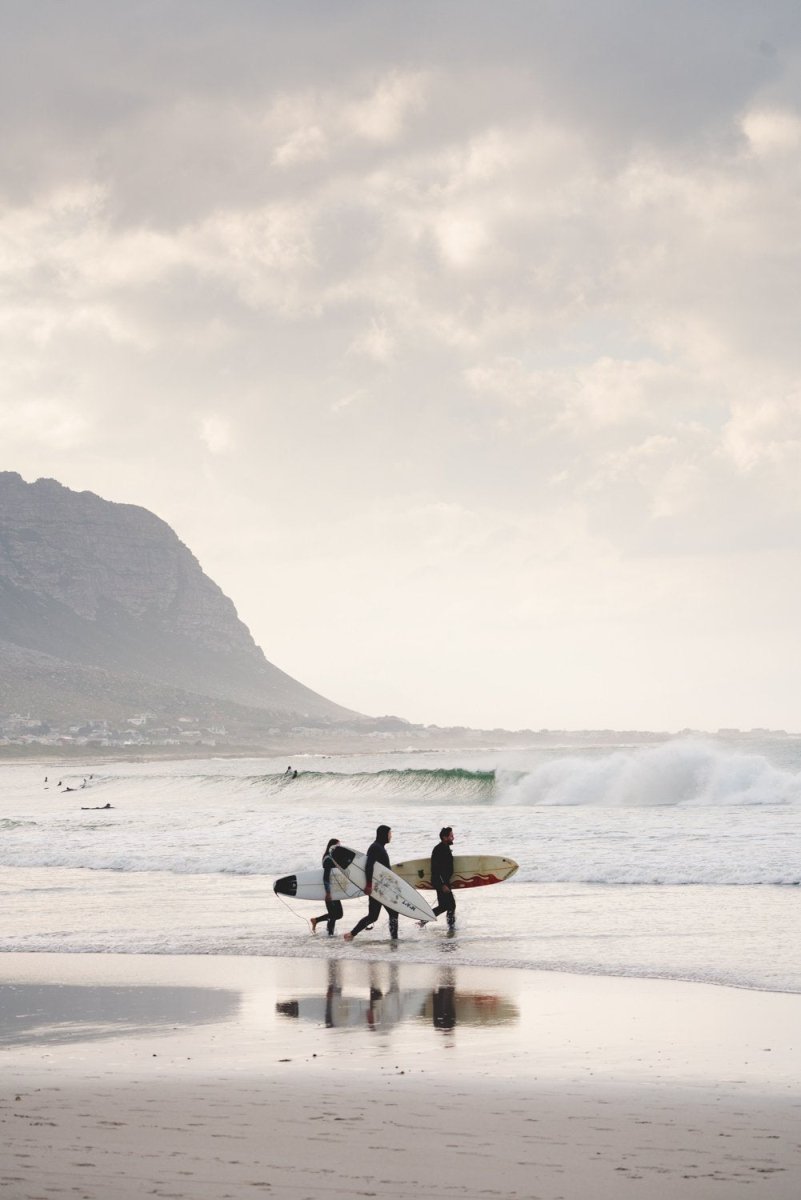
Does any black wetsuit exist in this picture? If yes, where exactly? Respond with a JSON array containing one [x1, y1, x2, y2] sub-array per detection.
[[311, 850, 343, 935], [431, 840, 456, 925], [348, 834, 398, 939], [322, 850, 344, 932]]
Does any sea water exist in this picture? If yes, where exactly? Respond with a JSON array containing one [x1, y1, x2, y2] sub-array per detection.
[[1, 735, 799, 993]]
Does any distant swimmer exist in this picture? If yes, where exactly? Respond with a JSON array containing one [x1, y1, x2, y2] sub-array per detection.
[[284, 766, 293, 775], [81, 803, 113, 810], [284, 766, 298, 778]]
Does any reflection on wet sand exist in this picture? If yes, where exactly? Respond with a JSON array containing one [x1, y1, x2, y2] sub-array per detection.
[[0, 983, 241, 1046], [424, 969, 519, 1031], [275, 961, 519, 1034]]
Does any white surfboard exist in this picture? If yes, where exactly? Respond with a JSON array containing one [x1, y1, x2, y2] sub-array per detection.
[[273, 866, 362, 902], [392, 854, 519, 890], [330, 845, 437, 923]]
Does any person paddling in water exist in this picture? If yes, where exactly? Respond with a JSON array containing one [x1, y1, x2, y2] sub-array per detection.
[[310, 838, 344, 936], [344, 824, 398, 942]]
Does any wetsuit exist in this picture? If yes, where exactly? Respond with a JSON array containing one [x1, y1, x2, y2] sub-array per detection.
[[347, 830, 398, 939], [431, 839, 456, 926], [310, 849, 344, 935], [321, 849, 344, 933]]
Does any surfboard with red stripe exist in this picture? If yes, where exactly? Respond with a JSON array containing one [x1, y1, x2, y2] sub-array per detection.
[[392, 854, 518, 890]]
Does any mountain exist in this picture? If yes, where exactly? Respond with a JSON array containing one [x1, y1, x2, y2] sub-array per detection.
[[0, 472, 360, 738]]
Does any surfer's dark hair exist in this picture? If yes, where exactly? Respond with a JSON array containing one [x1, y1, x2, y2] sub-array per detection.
[[323, 837, 339, 863], [440, 826, 452, 839], [376, 824, 391, 843]]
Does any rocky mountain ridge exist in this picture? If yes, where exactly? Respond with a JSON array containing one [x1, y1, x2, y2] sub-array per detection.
[[0, 472, 360, 738]]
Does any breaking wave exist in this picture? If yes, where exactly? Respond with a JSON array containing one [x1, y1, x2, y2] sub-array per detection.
[[496, 740, 801, 807], [2, 739, 799, 884], [241, 741, 801, 807]]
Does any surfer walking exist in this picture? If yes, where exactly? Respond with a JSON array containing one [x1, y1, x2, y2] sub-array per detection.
[[344, 824, 399, 942], [426, 826, 457, 928], [310, 838, 344, 936]]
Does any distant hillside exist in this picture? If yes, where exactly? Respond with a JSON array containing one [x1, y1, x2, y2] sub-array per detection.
[[0, 472, 360, 734]]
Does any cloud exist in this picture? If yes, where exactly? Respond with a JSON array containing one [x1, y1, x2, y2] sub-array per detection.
[[741, 105, 801, 154], [199, 415, 233, 455], [0, 399, 91, 449], [348, 317, 396, 362], [4, 2, 801, 726], [273, 122, 328, 167], [344, 70, 428, 143]]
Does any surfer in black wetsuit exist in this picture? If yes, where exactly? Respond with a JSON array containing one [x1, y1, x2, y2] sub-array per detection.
[[427, 826, 456, 928], [344, 825, 399, 941], [310, 838, 344, 936]]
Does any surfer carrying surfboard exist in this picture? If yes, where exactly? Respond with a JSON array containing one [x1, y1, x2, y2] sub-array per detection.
[[309, 838, 344, 936], [343, 825, 399, 942], [427, 826, 457, 928]]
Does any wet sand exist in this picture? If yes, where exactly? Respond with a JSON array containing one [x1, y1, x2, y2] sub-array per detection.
[[1, 953, 799, 1199]]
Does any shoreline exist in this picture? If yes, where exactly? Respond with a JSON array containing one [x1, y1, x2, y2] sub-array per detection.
[[4, 935, 801, 999], [2, 953, 800, 1198]]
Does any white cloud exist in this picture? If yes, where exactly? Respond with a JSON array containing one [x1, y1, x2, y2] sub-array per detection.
[[273, 122, 328, 167], [723, 393, 801, 474], [199, 415, 233, 454], [348, 317, 395, 362], [331, 388, 366, 413], [344, 71, 427, 143], [0, 399, 91, 449], [434, 211, 489, 268], [741, 106, 801, 155]]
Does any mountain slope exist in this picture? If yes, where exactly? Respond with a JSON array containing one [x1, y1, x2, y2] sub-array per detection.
[[0, 472, 358, 729]]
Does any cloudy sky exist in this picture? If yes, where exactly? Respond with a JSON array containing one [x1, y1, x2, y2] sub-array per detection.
[[3, 1, 801, 732]]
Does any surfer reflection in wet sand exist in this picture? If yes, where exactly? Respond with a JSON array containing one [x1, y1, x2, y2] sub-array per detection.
[[431, 968, 457, 1030], [325, 959, 342, 1027], [344, 825, 399, 942], [309, 838, 344, 936]]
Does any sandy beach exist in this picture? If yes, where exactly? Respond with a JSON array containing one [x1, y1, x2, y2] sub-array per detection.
[[1, 953, 799, 1199]]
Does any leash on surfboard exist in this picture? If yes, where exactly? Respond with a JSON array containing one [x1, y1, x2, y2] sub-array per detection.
[[272, 874, 369, 931], [272, 888, 317, 928]]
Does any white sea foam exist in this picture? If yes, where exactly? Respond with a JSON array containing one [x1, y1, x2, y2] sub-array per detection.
[[497, 739, 801, 807]]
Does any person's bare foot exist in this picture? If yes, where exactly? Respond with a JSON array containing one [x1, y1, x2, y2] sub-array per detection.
[[343, 932, 354, 942], [310, 918, 318, 934]]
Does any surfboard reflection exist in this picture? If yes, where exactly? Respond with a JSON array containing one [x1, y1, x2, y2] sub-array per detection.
[[275, 962, 518, 1034]]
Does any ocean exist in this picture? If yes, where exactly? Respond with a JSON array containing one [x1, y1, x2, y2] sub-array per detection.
[[1, 734, 799, 994]]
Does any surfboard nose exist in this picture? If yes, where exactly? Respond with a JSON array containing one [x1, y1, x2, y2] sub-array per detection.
[[273, 875, 298, 897]]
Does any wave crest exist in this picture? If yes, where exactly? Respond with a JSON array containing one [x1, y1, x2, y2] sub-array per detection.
[[498, 740, 801, 807]]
